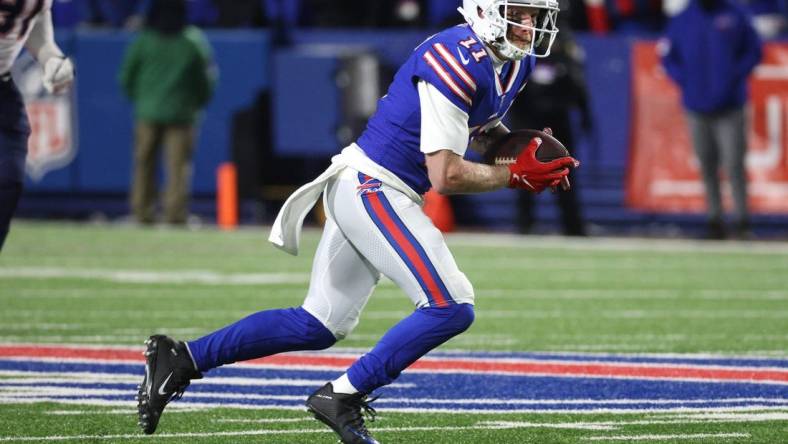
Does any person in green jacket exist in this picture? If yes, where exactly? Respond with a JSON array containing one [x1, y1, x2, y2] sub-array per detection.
[[119, 0, 216, 225]]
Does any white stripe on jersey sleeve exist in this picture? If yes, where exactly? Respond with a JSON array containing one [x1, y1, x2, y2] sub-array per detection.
[[418, 80, 470, 157], [422, 51, 472, 106], [433, 43, 476, 92]]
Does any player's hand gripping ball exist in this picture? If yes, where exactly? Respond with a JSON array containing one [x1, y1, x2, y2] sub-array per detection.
[[484, 128, 579, 193]]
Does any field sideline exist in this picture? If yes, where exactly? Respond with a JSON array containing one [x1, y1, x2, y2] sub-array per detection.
[[0, 221, 786, 443]]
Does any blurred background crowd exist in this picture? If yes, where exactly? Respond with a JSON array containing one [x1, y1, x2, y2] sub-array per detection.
[[13, 0, 788, 241], [49, 0, 786, 38]]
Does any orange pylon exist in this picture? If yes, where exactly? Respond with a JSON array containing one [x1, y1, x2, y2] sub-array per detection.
[[216, 162, 238, 230], [423, 189, 455, 232]]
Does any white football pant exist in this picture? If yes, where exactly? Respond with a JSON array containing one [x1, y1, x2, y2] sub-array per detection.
[[302, 168, 475, 339]]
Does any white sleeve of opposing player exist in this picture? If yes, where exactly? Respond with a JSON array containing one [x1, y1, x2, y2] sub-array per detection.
[[24, 10, 64, 65], [418, 80, 470, 156]]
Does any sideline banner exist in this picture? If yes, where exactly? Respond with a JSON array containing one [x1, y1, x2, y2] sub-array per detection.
[[626, 42, 788, 213]]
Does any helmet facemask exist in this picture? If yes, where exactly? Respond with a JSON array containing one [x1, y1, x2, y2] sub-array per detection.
[[459, 0, 560, 61]]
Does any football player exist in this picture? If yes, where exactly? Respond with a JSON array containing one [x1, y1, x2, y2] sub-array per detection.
[[0, 1, 74, 251], [138, 1, 577, 443]]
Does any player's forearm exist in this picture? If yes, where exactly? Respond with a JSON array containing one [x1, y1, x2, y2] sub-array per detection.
[[24, 11, 64, 65], [436, 159, 509, 194]]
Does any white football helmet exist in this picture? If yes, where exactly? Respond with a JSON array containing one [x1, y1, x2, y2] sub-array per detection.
[[458, 0, 560, 60]]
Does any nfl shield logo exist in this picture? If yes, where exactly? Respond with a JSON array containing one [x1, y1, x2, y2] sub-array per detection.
[[12, 53, 77, 182]]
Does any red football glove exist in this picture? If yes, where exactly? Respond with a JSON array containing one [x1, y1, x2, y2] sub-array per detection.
[[507, 137, 579, 193]]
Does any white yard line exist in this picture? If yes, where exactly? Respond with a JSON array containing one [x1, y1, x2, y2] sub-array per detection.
[[481, 309, 788, 320], [0, 387, 257, 401], [2, 397, 788, 415], [3, 309, 248, 318], [0, 267, 309, 285], [43, 408, 222, 415], [476, 289, 788, 301], [7, 285, 787, 301], [444, 231, 788, 255], [46, 410, 131, 415], [3, 385, 786, 407], [0, 428, 334, 442], [36, 411, 788, 426], [0, 324, 84, 332], [582, 432, 751, 441], [468, 260, 788, 271], [0, 426, 760, 442], [482, 412, 788, 427], [0, 420, 682, 442], [213, 417, 316, 424], [0, 377, 346, 387]]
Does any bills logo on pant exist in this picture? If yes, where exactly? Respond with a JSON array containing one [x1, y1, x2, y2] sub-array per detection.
[[356, 174, 383, 195]]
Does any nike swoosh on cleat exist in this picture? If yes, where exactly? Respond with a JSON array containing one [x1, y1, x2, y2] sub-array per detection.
[[158, 372, 173, 396]]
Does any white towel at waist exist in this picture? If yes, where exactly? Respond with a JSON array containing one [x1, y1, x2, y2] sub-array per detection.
[[268, 143, 423, 255]]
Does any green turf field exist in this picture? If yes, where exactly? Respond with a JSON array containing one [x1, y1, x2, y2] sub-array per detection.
[[1, 221, 787, 443]]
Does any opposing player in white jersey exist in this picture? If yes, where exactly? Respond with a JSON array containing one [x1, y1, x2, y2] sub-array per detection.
[[0, 0, 74, 251], [138, 1, 577, 443]]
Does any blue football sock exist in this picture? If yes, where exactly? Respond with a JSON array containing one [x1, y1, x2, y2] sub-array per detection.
[[187, 306, 336, 372], [347, 303, 474, 394]]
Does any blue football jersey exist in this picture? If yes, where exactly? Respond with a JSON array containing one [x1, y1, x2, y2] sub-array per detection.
[[356, 24, 535, 195]]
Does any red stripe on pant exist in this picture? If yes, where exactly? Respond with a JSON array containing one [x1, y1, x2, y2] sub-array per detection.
[[366, 192, 449, 307]]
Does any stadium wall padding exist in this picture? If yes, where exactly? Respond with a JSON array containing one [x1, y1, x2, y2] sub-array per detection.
[[26, 29, 272, 194], [24, 29, 631, 206]]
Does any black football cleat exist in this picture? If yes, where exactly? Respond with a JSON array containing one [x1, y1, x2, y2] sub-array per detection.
[[137, 335, 202, 434], [306, 383, 380, 444]]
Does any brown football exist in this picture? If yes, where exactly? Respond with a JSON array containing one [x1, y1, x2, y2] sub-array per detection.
[[483, 129, 570, 165]]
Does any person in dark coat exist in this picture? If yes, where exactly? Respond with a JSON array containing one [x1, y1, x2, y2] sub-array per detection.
[[508, 28, 592, 236], [660, 0, 762, 239]]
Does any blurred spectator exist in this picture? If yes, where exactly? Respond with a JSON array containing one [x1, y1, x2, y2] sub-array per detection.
[[563, 0, 591, 31], [119, 0, 217, 225], [507, 26, 591, 237], [187, 0, 219, 27], [427, 0, 460, 27], [663, 0, 691, 16], [613, 0, 666, 33], [740, 0, 788, 39], [261, 0, 302, 44], [52, 0, 87, 28], [50, 0, 148, 29], [211, 0, 264, 27], [52, 0, 219, 29], [86, 0, 147, 27], [263, 0, 302, 26], [660, 0, 762, 239], [303, 0, 426, 28], [582, 0, 665, 33]]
